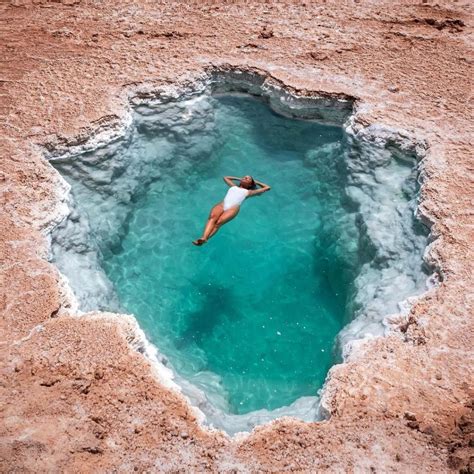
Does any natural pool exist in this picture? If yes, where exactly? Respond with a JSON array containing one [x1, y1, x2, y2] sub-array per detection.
[[49, 79, 429, 433], [105, 95, 349, 415]]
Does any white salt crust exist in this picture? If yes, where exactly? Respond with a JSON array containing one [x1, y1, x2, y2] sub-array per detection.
[[42, 69, 435, 435]]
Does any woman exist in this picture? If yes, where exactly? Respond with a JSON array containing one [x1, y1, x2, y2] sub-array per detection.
[[192, 175, 271, 246]]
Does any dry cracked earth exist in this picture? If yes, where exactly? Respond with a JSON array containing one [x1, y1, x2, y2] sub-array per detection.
[[1, 0, 473, 472]]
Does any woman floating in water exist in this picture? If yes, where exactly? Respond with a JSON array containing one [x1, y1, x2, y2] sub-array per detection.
[[193, 175, 271, 246]]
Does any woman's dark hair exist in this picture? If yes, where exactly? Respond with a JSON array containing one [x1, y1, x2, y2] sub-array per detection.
[[249, 176, 257, 190]]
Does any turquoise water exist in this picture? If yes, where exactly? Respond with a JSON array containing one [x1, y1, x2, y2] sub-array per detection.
[[102, 95, 359, 414]]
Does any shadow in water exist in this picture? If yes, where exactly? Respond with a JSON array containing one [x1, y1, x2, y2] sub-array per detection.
[[176, 283, 241, 348]]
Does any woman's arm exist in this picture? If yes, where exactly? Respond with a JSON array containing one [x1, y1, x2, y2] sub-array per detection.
[[248, 179, 271, 196], [254, 179, 270, 189], [223, 176, 241, 187]]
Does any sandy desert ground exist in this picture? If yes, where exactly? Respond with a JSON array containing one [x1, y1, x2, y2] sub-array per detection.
[[1, 0, 473, 471]]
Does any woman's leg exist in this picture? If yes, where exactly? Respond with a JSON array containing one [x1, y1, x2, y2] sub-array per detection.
[[206, 206, 240, 240], [193, 203, 223, 245]]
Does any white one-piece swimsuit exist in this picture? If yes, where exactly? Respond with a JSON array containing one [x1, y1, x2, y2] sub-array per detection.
[[222, 186, 249, 211]]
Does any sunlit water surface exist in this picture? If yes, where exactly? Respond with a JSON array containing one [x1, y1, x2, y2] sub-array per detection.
[[103, 96, 355, 414]]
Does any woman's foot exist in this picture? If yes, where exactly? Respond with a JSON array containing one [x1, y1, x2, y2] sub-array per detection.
[[192, 238, 206, 246]]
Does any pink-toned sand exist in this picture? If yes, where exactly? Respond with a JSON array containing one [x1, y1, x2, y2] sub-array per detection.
[[1, 1, 472, 471]]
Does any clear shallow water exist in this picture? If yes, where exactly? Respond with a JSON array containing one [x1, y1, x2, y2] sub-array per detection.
[[103, 96, 355, 414], [50, 91, 429, 425]]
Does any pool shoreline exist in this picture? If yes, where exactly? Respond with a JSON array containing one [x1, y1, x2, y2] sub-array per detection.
[[43, 69, 435, 435]]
